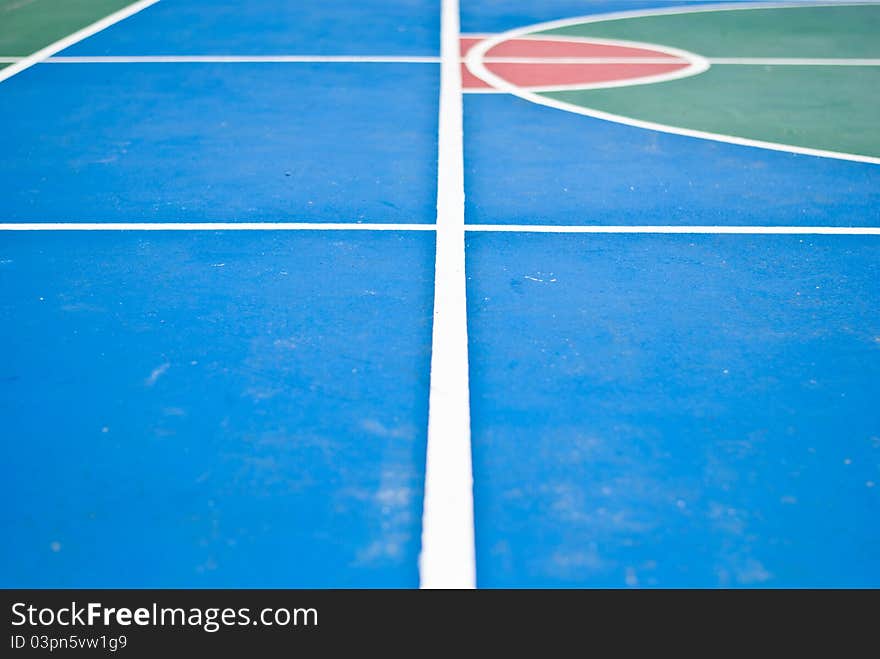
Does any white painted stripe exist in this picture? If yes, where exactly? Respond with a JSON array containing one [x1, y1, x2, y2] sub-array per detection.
[[482, 57, 685, 63], [1, 223, 878, 234], [710, 57, 880, 66], [0, 0, 161, 84], [509, 2, 880, 28], [419, 0, 476, 590], [0, 222, 436, 231], [40, 55, 441, 63], [484, 57, 880, 65], [466, 225, 880, 234], [4, 55, 877, 67]]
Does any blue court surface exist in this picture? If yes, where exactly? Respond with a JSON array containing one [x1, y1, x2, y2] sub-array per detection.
[[1, 0, 878, 588]]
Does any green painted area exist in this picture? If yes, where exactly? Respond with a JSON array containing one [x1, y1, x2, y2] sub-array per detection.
[[543, 65, 880, 158], [0, 0, 135, 56], [533, 5, 880, 158], [540, 5, 880, 58]]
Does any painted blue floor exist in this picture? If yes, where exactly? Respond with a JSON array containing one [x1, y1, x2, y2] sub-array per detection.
[[1, 0, 878, 588], [464, 94, 880, 227], [0, 62, 438, 223], [0, 231, 434, 587], [65, 0, 441, 56], [467, 232, 880, 587], [461, 0, 747, 34]]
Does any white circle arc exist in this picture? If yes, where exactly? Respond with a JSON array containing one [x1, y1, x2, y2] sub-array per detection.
[[463, 2, 880, 165]]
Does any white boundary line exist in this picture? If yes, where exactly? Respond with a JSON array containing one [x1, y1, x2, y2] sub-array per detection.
[[0, 222, 435, 231], [4, 55, 878, 66], [0, 0, 161, 84], [482, 57, 685, 63], [467, 225, 880, 234], [710, 57, 880, 65], [511, 1, 880, 27], [419, 0, 476, 590], [481, 56, 880, 65], [1, 223, 878, 234], [464, 2, 880, 165], [37, 55, 442, 63]]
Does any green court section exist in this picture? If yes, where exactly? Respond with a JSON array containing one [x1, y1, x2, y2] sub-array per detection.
[[532, 4, 880, 159], [543, 64, 880, 159], [0, 0, 135, 56], [539, 5, 880, 58]]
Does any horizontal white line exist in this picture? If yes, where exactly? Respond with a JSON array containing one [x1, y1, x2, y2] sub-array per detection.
[[1, 223, 878, 234], [482, 56, 684, 64], [0, 222, 436, 231], [466, 225, 880, 234], [42, 55, 439, 64], [710, 57, 880, 66], [485, 57, 880, 65], [2, 56, 878, 66]]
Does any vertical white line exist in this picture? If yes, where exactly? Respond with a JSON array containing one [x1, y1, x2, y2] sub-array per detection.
[[419, 0, 476, 589], [0, 0, 161, 85]]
